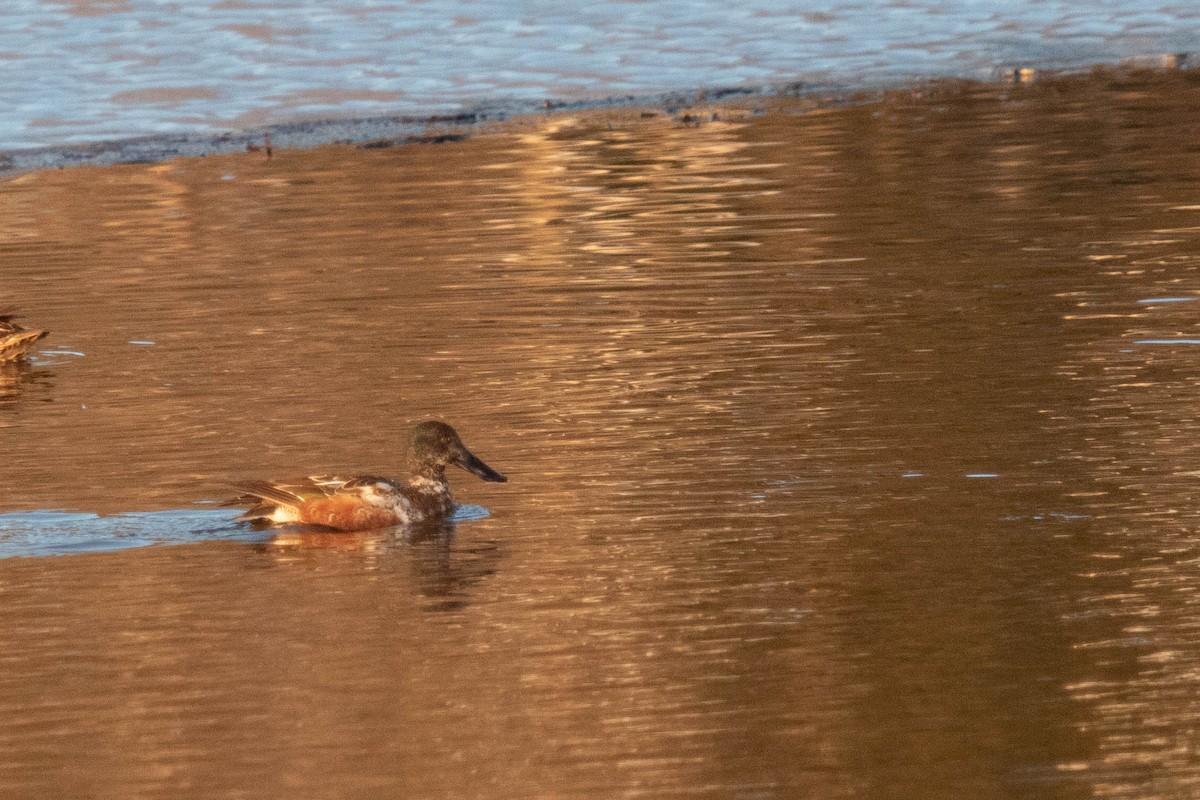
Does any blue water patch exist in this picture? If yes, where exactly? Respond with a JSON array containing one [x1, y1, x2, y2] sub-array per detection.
[[28, 349, 85, 366], [0, 509, 264, 559], [965, 473, 999, 478], [1004, 512, 1092, 522], [1137, 297, 1196, 303], [1135, 339, 1200, 345], [0, 504, 493, 559], [452, 504, 491, 522], [0, 1, 1195, 157]]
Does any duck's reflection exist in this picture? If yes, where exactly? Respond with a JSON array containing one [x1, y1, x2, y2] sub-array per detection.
[[0, 361, 52, 407], [258, 518, 503, 610]]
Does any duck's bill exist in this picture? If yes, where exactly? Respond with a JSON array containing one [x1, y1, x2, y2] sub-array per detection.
[[454, 450, 508, 483]]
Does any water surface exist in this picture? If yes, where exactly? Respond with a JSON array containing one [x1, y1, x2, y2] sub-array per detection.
[[4, 70, 1200, 798], [3, 0, 1199, 151]]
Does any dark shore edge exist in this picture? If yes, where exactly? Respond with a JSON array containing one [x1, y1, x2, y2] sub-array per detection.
[[0, 56, 1192, 177]]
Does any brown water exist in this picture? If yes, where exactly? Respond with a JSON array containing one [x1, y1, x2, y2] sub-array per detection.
[[4, 69, 1200, 798]]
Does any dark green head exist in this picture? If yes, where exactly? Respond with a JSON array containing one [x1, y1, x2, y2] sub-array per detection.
[[408, 420, 507, 483]]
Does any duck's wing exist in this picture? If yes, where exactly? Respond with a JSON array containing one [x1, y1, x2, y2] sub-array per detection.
[[318, 475, 408, 508], [225, 474, 403, 517], [332, 475, 403, 491]]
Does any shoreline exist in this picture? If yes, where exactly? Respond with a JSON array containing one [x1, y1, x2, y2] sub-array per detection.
[[1, 57, 1191, 176]]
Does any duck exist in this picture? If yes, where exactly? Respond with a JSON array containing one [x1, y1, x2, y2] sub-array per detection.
[[0, 312, 48, 363], [228, 420, 506, 531]]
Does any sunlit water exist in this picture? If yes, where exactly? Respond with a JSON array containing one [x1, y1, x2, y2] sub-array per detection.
[[4, 70, 1200, 798], [2, 0, 1199, 150]]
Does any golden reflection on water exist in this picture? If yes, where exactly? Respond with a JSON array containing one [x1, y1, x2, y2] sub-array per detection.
[[4, 69, 1200, 798]]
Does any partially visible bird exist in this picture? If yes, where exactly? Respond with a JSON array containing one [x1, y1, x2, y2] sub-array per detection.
[[0, 312, 48, 363]]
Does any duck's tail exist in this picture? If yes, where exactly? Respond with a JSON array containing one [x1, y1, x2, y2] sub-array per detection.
[[225, 480, 305, 521]]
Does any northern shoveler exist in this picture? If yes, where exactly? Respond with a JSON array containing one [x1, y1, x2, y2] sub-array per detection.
[[0, 312, 48, 363], [228, 420, 507, 531]]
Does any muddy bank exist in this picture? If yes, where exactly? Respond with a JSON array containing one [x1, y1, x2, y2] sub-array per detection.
[[3, 61, 1194, 176], [0, 81, 832, 174]]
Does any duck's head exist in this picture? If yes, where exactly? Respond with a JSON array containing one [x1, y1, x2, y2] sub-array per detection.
[[408, 420, 507, 483]]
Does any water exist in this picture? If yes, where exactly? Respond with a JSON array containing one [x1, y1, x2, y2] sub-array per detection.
[[5, 69, 1200, 797], [2, 0, 1199, 153]]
